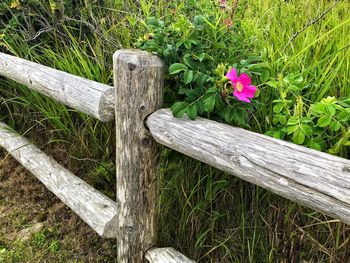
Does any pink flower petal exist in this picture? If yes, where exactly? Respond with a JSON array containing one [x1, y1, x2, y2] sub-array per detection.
[[227, 67, 256, 103], [233, 89, 251, 103], [238, 73, 251, 86], [242, 85, 257, 98], [226, 68, 237, 82]]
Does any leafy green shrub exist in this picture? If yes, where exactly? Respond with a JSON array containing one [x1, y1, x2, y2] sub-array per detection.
[[137, 16, 268, 127], [138, 14, 349, 156], [266, 74, 350, 154]]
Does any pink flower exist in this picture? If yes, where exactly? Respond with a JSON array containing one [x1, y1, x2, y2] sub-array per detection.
[[219, 0, 227, 8], [223, 18, 233, 27], [226, 68, 257, 103]]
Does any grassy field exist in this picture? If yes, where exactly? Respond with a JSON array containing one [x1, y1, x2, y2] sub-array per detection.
[[0, 0, 349, 262]]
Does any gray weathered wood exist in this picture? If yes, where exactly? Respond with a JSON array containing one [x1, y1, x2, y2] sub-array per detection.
[[147, 109, 350, 225], [114, 50, 164, 262], [0, 52, 114, 121], [145, 247, 195, 263], [0, 122, 118, 237]]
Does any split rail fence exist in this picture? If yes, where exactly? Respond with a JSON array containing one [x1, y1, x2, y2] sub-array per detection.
[[1, 50, 350, 262]]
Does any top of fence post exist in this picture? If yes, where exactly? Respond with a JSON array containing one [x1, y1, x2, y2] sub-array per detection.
[[113, 49, 164, 262]]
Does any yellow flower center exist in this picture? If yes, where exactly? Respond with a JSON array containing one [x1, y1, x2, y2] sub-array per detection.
[[236, 82, 243, 92]]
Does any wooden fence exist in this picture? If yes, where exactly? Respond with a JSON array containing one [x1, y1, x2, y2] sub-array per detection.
[[1, 50, 350, 262]]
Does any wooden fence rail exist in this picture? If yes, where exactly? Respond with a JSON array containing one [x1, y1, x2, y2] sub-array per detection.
[[1, 49, 350, 262], [0, 53, 115, 121], [0, 50, 190, 262], [147, 109, 350, 224], [0, 122, 119, 238]]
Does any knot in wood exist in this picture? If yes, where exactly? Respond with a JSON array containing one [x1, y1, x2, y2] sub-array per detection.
[[139, 105, 146, 112], [342, 166, 350, 173], [142, 137, 151, 146], [127, 62, 136, 71], [124, 225, 134, 233]]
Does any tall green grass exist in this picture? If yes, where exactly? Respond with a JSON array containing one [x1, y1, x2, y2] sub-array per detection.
[[1, 0, 349, 262]]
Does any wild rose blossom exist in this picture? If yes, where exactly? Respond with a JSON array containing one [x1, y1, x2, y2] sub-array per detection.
[[226, 68, 257, 103], [219, 0, 227, 8]]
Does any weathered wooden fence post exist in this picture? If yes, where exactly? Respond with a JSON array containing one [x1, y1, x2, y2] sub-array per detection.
[[114, 50, 164, 262]]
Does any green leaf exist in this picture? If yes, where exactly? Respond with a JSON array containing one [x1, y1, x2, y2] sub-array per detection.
[[265, 130, 282, 139], [196, 101, 204, 114], [339, 99, 350, 108], [272, 131, 282, 139], [169, 63, 188, 74], [196, 72, 208, 86], [287, 117, 299, 125], [183, 70, 194, 85], [300, 124, 313, 136], [273, 115, 287, 125], [171, 102, 188, 117], [204, 95, 216, 113], [337, 111, 349, 122], [317, 115, 332, 127], [197, 53, 206, 62], [183, 55, 198, 70], [309, 140, 322, 151], [301, 117, 313, 123], [260, 70, 270, 82], [206, 87, 218, 94], [287, 125, 298, 134], [233, 108, 249, 126], [329, 120, 341, 131], [280, 115, 287, 125], [265, 80, 278, 88], [272, 116, 279, 125], [184, 41, 192, 49], [311, 103, 326, 114], [186, 104, 197, 120], [273, 104, 283, 113], [224, 108, 235, 123], [292, 128, 305, 145], [147, 17, 161, 27], [193, 15, 205, 26], [325, 104, 336, 116], [215, 96, 225, 111], [185, 89, 201, 100], [178, 87, 189, 94]]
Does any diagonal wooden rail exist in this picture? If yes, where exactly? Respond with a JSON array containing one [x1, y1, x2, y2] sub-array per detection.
[[0, 122, 118, 237], [145, 247, 195, 262]]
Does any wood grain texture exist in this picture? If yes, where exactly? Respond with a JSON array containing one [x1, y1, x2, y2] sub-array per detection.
[[147, 109, 350, 224], [145, 247, 195, 263], [114, 50, 164, 262], [0, 122, 118, 238], [0, 52, 114, 121]]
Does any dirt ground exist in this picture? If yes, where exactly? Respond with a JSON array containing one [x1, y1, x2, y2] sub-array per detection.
[[0, 153, 117, 263]]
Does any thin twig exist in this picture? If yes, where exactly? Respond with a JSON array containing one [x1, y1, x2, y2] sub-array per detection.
[[284, 0, 342, 51], [230, 0, 239, 21]]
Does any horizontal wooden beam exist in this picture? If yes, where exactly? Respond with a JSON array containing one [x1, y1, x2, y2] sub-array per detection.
[[0, 122, 118, 238], [147, 109, 350, 225], [145, 247, 194, 263], [0, 52, 114, 121]]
